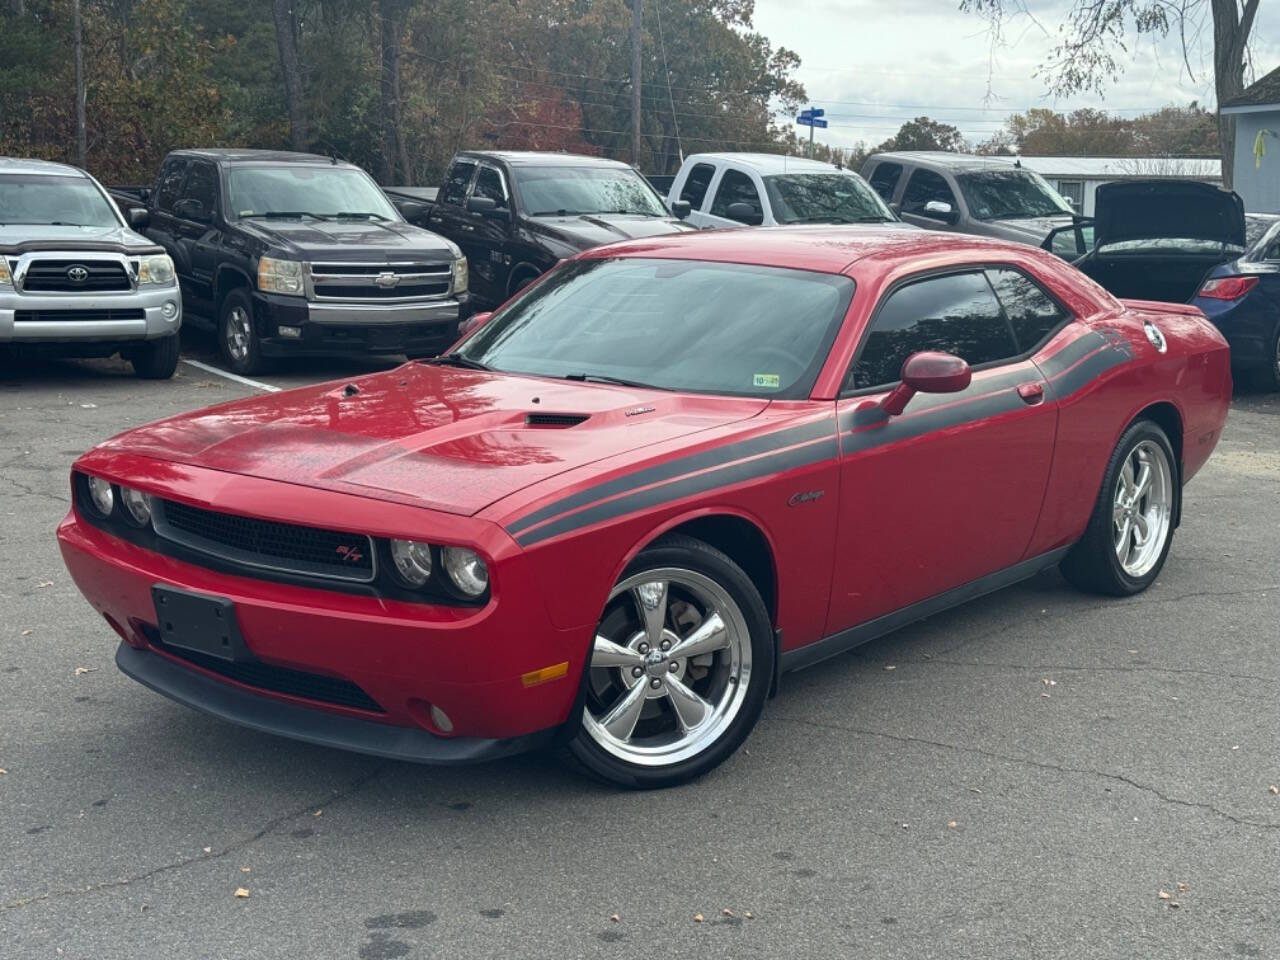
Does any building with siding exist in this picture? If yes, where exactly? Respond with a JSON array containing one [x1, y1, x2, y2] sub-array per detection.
[[1222, 66, 1280, 214]]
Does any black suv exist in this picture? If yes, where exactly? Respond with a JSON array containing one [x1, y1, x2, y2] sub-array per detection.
[[113, 149, 466, 374]]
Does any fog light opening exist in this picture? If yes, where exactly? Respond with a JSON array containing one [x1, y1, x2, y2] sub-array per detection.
[[277, 325, 302, 339], [161, 300, 178, 319]]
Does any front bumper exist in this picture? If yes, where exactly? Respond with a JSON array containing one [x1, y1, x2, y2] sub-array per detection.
[[252, 292, 463, 357], [0, 284, 181, 344]]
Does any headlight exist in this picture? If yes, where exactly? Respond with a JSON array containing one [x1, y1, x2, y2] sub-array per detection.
[[442, 546, 488, 597], [453, 257, 468, 295], [137, 254, 175, 285], [86, 476, 114, 516], [0, 259, 11, 286], [258, 256, 305, 296], [120, 486, 153, 526], [390, 538, 433, 587]]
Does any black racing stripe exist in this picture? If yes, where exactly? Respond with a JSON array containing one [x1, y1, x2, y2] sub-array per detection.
[[506, 417, 833, 535], [844, 387, 1027, 455], [839, 367, 1030, 434], [1049, 344, 1130, 398], [516, 436, 839, 547], [1036, 331, 1106, 379]]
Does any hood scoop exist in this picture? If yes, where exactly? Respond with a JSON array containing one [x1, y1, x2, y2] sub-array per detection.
[[525, 412, 590, 429]]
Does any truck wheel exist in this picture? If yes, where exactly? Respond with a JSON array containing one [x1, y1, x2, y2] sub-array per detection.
[[131, 334, 180, 379], [218, 290, 266, 375]]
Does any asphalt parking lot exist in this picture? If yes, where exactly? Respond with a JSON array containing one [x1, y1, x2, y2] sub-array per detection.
[[3, 332, 1279, 960]]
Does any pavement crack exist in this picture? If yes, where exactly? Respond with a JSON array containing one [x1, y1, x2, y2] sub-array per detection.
[[3, 763, 388, 910], [2, 476, 68, 505], [916, 658, 1277, 685], [1113, 584, 1278, 606], [771, 715, 1280, 831]]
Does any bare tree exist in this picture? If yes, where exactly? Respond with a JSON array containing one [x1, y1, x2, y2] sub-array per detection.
[[8, 0, 26, 16], [379, 0, 411, 184], [73, 0, 86, 168], [272, 0, 309, 150], [961, 1, 1262, 189]]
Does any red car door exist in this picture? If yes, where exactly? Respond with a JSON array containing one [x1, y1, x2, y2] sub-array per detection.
[[825, 267, 1067, 633]]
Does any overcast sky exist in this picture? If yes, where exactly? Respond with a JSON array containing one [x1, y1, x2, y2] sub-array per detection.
[[750, 0, 1280, 151]]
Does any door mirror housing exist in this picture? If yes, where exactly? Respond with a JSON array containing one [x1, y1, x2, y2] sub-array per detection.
[[923, 200, 957, 223], [466, 196, 509, 219], [128, 207, 150, 230], [880, 351, 971, 416], [396, 199, 428, 223], [173, 198, 212, 224], [725, 201, 764, 225], [670, 199, 692, 220]]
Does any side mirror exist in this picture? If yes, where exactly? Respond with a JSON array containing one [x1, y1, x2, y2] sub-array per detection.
[[467, 196, 509, 219], [880, 351, 971, 416], [923, 200, 957, 223], [173, 198, 212, 224], [138, 187, 151, 202], [128, 208, 150, 230], [396, 199, 428, 222], [670, 199, 691, 220], [725, 201, 763, 225], [458, 311, 493, 339]]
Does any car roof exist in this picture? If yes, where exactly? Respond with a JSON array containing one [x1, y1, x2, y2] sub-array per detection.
[[457, 151, 633, 169], [578, 225, 1045, 275], [682, 152, 850, 175], [168, 148, 354, 167], [0, 156, 89, 178], [867, 151, 1023, 173]]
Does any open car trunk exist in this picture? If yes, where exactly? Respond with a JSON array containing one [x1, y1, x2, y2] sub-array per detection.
[[1075, 251, 1228, 304]]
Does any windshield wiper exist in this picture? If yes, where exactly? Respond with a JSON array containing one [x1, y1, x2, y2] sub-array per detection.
[[246, 211, 323, 220], [329, 212, 392, 221], [562, 372, 663, 390], [530, 209, 588, 217], [422, 353, 492, 371]]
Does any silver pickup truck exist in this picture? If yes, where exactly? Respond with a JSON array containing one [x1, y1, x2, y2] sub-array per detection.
[[1, 157, 182, 378]]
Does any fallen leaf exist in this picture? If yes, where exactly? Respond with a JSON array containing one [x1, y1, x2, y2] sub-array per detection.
[[73, 667, 96, 676], [234, 887, 249, 899], [694, 913, 704, 923], [1127, 649, 1138, 654], [901, 822, 909, 830], [312, 809, 323, 817], [202, 846, 211, 854], [883, 664, 896, 671], [1168, 901, 1181, 909], [79, 403, 97, 409], [722, 908, 735, 917], [37, 581, 53, 589], [1176, 882, 1188, 893], [0, 768, 7, 775], [744, 911, 754, 919], [946, 820, 958, 828], [1041, 693, 1051, 698], [609, 913, 619, 923], [1158, 890, 1171, 900], [21, 630, 31, 636], [1269, 785, 1278, 795], [968, 787, 982, 794], [240, 867, 250, 873]]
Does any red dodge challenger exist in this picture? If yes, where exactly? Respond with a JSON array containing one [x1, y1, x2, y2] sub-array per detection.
[[58, 228, 1231, 788]]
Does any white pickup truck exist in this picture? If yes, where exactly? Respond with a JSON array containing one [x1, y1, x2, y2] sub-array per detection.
[[665, 153, 900, 229]]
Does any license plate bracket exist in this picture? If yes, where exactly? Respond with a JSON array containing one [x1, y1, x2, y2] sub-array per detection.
[[152, 585, 249, 663]]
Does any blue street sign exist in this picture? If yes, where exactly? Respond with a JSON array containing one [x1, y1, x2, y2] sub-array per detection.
[[797, 116, 828, 128], [807, 108, 825, 118]]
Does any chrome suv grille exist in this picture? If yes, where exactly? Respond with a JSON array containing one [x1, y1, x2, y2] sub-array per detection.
[[22, 259, 132, 292], [153, 500, 376, 584], [307, 262, 452, 302]]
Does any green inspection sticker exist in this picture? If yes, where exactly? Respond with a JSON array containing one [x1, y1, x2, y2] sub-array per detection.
[[753, 373, 781, 388]]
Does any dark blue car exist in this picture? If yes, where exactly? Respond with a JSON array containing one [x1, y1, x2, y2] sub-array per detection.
[[1045, 181, 1280, 391]]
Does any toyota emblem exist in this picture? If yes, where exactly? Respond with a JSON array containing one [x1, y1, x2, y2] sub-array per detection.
[[373, 271, 400, 288], [66, 265, 90, 284]]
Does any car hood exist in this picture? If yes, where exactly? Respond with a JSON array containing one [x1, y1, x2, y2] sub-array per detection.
[[236, 217, 456, 261], [1093, 180, 1245, 247], [100, 364, 767, 516], [526, 213, 698, 252], [0, 222, 157, 254], [981, 214, 1076, 245]]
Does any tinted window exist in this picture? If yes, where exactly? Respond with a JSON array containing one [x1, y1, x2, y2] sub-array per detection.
[[155, 158, 188, 213], [868, 162, 903, 201], [851, 272, 1018, 390], [763, 173, 893, 224], [514, 165, 666, 217], [227, 166, 398, 219], [985, 268, 1067, 351], [458, 258, 854, 400], [900, 169, 957, 214], [472, 165, 507, 205], [680, 162, 717, 209], [181, 161, 219, 216], [709, 169, 762, 219], [1056, 180, 1084, 212], [955, 170, 1072, 220], [440, 160, 476, 207]]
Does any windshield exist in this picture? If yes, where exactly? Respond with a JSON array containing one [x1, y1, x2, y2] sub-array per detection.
[[228, 165, 399, 220], [457, 258, 854, 398], [955, 170, 1073, 221], [513, 166, 668, 217], [763, 173, 894, 223], [0, 174, 120, 227]]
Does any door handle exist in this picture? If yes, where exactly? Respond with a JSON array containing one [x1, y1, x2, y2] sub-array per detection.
[[1017, 381, 1045, 404], [461, 224, 475, 232]]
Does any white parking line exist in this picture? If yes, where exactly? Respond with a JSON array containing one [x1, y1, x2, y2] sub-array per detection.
[[181, 358, 282, 393]]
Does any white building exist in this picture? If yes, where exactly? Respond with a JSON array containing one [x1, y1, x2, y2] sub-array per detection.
[[1010, 156, 1223, 216], [1221, 66, 1280, 213]]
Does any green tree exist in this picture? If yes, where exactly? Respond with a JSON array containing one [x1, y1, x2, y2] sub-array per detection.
[[876, 117, 968, 153]]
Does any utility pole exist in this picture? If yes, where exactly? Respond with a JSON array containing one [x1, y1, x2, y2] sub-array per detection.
[[73, 0, 86, 168], [808, 121, 814, 160], [631, 0, 642, 167]]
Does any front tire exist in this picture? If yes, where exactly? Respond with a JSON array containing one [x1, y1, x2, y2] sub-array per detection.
[[130, 334, 180, 380], [1060, 419, 1178, 596], [563, 535, 773, 789], [217, 290, 266, 376]]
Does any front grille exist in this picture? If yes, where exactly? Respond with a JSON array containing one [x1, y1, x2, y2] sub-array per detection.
[[15, 308, 145, 323], [148, 631, 385, 713], [154, 500, 376, 584], [309, 262, 452, 302], [23, 259, 131, 292]]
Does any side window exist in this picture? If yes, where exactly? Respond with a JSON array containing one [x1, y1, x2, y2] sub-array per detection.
[[900, 169, 957, 214], [868, 162, 903, 201], [440, 160, 477, 207], [985, 268, 1068, 351], [680, 162, 717, 209], [709, 168, 762, 219], [180, 161, 219, 217], [1056, 180, 1084, 212], [472, 165, 507, 206], [850, 272, 1018, 390], [155, 158, 188, 213]]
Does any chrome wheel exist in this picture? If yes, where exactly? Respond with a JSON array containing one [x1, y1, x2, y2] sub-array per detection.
[[224, 306, 252, 362], [584, 567, 752, 767], [1112, 439, 1173, 578]]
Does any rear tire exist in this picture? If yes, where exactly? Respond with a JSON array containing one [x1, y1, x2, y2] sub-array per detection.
[[130, 334, 180, 380], [562, 534, 773, 789], [1060, 419, 1178, 596], [1248, 321, 1280, 392], [218, 290, 266, 376]]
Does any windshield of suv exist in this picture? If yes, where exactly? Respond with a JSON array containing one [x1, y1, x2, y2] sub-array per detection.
[[456, 258, 854, 398], [228, 165, 399, 220], [955, 169, 1073, 220], [0, 174, 121, 227], [514, 166, 668, 217], [763, 173, 895, 224]]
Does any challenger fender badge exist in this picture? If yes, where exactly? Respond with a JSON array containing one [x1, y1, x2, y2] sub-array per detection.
[[788, 490, 825, 507]]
